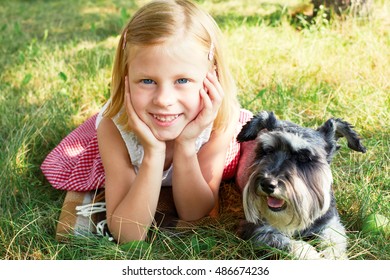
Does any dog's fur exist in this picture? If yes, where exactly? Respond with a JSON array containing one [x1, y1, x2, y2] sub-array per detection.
[[236, 111, 366, 259]]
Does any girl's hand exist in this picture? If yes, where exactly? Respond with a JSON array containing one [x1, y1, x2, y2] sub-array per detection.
[[124, 76, 166, 153], [176, 72, 224, 144]]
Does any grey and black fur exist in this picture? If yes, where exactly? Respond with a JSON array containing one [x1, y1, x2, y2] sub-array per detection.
[[236, 111, 366, 259]]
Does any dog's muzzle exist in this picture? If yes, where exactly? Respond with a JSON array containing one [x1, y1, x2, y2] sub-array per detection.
[[259, 177, 286, 212], [260, 177, 277, 194]]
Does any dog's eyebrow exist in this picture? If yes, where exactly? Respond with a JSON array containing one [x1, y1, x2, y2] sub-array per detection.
[[280, 133, 311, 152], [296, 148, 314, 155]]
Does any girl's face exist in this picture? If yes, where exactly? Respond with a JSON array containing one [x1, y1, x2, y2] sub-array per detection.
[[127, 40, 211, 141]]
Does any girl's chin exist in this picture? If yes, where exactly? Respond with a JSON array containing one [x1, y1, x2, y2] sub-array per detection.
[[151, 129, 183, 142], [147, 120, 189, 142]]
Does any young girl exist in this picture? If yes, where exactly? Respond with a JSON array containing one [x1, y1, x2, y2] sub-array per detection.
[[41, 0, 252, 243]]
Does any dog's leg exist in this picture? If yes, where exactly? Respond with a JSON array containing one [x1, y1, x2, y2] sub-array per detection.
[[242, 223, 291, 249], [241, 223, 323, 260], [289, 240, 323, 260], [318, 217, 348, 259]]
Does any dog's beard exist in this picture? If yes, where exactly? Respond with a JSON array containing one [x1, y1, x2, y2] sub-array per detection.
[[243, 162, 333, 235]]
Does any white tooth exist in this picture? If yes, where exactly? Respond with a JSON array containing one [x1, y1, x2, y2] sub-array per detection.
[[153, 114, 178, 122]]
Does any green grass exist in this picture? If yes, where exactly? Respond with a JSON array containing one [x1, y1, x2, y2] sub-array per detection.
[[0, 0, 389, 260]]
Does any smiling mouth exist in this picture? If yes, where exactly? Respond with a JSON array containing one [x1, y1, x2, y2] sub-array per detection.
[[267, 196, 287, 212], [152, 114, 180, 123]]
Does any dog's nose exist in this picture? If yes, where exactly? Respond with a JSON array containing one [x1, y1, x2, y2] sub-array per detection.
[[260, 178, 278, 194]]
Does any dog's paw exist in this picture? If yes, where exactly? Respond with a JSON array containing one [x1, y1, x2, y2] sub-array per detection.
[[318, 225, 348, 259], [320, 247, 348, 260], [290, 240, 323, 260]]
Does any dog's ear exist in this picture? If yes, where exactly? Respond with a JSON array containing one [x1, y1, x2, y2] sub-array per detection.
[[317, 118, 366, 160], [237, 111, 279, 142]]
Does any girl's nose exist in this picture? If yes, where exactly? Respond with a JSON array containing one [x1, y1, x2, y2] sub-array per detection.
[[153, 85, 176, 107]]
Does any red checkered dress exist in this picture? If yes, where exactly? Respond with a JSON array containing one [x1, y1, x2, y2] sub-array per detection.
[[41, 109, 253, 191]]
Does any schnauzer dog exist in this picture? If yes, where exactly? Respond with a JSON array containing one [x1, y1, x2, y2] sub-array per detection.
[[236, 111, 366, 259]]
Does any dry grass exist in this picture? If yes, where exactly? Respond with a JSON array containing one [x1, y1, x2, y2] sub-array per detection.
[[0, 0, 388, 260]]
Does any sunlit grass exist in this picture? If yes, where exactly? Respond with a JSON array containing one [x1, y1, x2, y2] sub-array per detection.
[[0, 0, 388, 260]]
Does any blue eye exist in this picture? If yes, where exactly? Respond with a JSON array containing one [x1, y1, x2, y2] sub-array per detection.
[[141, 79, 155, 84], [176, 78, 189, 84]]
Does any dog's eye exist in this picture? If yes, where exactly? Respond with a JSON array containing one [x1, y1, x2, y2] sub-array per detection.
[[295, 150, 313, 163], [297, 154, 310, 163], [262, 146, 275, 155]]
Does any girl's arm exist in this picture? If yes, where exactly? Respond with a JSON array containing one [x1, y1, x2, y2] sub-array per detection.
[[97, 117, 165, 243], [172, 72, 238, 220], [172, 126, 236, 221], [98, 78, 166, 243]]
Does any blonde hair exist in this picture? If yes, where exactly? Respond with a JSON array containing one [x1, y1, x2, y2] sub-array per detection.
[[105, 0, 239, 131]]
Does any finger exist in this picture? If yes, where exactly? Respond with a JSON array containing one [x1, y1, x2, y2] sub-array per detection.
[[203, 79, 222, 107], [199, 87, 213, 111], [207, 72, 224, 97], [124, 77, 140, 130], [204, 72, 224, 103], [124, 78, 151, 139]]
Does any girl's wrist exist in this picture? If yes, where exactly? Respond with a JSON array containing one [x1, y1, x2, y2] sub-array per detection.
[[143, 144, 166, 159], [175, 132, 198, 146], [173, 139, 197, 157]]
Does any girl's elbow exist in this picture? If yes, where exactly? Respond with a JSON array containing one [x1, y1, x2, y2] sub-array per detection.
[[178, 200, 215, 221], [109, 227, 149, 244], [107, 218, 149, 244], [117, 234, 148, 244]]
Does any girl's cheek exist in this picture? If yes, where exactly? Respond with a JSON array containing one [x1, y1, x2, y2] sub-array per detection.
[[197, 92, 204, 111]]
